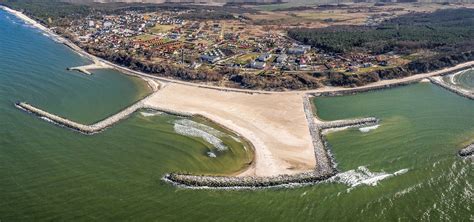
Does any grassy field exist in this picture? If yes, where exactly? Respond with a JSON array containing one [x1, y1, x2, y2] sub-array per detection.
[[252, 2, 311, 11], [149, 24, 176, 34], [133, 34, 156, 41], [245, 10, 370, 27], [235, 53, 259, 65]]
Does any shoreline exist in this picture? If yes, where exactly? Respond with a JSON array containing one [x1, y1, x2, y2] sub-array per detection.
[[429, 76, 474, 100], [2, 6, 474, 95], [4, 6, 474, 189]]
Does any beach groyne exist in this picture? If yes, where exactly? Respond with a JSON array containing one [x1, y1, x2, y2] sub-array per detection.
[[459, 144, 474, 157], [164, 170, 333, 189], [429, 77, 474, 100], [318, 117, 379, 130], [15, 101, 147, 134], [302, 95, 334, 175]]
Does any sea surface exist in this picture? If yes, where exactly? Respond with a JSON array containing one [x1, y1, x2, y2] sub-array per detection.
[[1, 9, 473, 221]]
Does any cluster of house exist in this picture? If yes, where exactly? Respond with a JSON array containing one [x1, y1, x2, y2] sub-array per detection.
[[247, 45, 313, 70], [321, 53, 391, 73], [68, 11, 186, 48], [65, 9, 394, 75]]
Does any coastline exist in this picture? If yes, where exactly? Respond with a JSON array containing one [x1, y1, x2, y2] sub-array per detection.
[[2, 5, 474, 96], [4, 5, 474, 189]]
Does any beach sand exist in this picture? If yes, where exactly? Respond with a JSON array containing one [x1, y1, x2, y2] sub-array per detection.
[[144, 83, 316, 177]]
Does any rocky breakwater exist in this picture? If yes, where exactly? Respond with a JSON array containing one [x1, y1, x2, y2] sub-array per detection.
[[15, 100, 147, 134], [302, 95, 334, 175], [459, 144, 474, 157], [429, 77, 474, 100], [164, 170, 334, 189], [303, 95, 379, 175], [318, 117, 379, 130]]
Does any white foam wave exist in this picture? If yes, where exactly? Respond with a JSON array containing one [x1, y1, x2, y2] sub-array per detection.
[[175, 119, 224, 137], [394, 183, 423, 198], [230, 135, 241, 143], [174, 119, 228, 151], [40, 116, 55, 123], [448, 71, 460, 85], [446, 69, 474, 90], [359, 124, 379, 133], [140, 110, 162, 117], [329, 166, 408, 189], [207, 151, 217, 158]]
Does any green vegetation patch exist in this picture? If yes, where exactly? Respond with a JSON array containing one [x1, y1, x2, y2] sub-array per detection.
[[288, 8, 474, 54]]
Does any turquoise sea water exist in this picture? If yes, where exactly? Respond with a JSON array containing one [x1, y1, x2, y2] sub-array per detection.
[[0, 9, 473, 221]]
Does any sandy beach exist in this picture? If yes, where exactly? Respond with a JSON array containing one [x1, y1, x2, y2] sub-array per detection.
[[144, 83, 315, 177]]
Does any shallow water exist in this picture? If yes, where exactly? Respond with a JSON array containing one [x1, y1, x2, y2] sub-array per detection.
[[1, 9, 473, 221], [443, 69, 474, 92]]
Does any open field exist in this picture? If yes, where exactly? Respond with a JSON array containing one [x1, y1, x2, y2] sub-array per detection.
[[245, 2, 474, 28], [133, 34, 156, 41], [149, 24, 176, 34]]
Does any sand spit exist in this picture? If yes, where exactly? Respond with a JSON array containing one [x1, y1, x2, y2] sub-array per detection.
[[67, 62, 111, 75], [68, 67, 92, 75], [429, 77, 474, 100]]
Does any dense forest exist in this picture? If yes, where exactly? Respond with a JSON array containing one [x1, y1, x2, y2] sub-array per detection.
[[0, 0, 91, 24], [287, 9, 474, 87], [288, 9, 474, 54], [0, 0, 252, 24]]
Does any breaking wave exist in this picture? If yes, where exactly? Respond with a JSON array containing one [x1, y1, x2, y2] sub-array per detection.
[[329, 166, 408, 190], [140, 110, 162, 117], [175, 119, 224, 137], [174, 119, 228, 151], [207, 151, 217, 158], [40, 116, 55, 124], [359, 124, 379, 133]]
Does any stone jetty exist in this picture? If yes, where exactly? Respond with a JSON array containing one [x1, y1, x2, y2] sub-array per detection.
[[302, 95, 334, 175], [459, 144, 474, 157], [15, 100, 147, 134], [163, 96, 379, 189], [164, 170, 333, 189], [429, 77, 474, 100], [318, 117, 379, 130]]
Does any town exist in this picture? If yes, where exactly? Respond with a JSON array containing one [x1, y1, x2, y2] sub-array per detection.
[[63, 8, 402, 79]]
